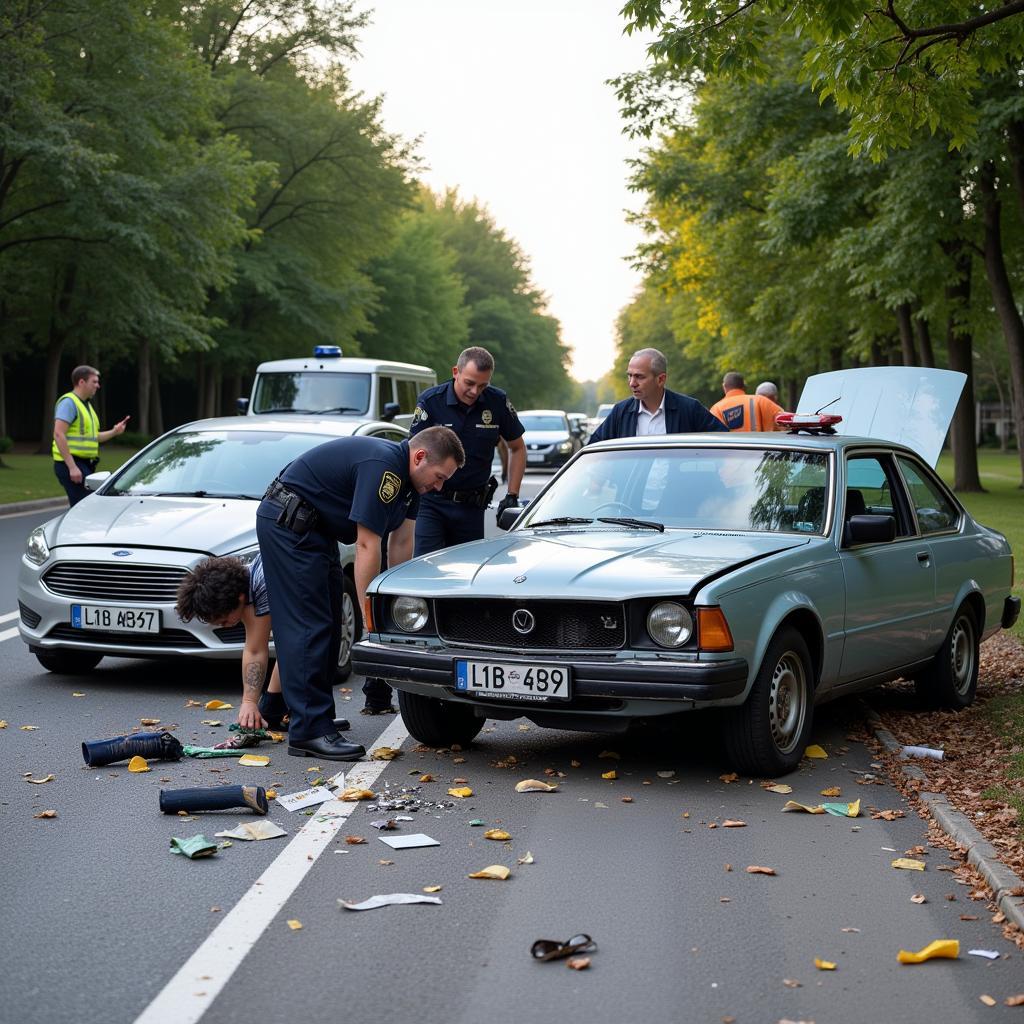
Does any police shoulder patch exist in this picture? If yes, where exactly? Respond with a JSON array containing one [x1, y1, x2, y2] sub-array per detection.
[[378, 470, 402, 503], [506, 399, 516, 415]]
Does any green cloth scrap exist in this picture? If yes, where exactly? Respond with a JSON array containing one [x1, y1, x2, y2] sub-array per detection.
[[182, 745, 244, 758], [170, 835, 218, 859], [821, 802, 850, 817], [228, 725, 275, 737]]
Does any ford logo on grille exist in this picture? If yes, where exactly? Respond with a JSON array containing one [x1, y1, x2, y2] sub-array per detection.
[[511, 608, 535, 635], [513, 574, 527, 584], [112, 550, 133, 557]]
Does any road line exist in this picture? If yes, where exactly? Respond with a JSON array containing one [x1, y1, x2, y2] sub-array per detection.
[[0, 627, 19, 643], [132, 715, 408, 1024], [0, 611, 19, 623]]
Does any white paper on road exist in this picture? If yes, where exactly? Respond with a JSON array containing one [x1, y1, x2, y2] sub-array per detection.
[[968, 949, 1000, 960], [275, 786, 336, 811], [378, 833, 440, 849], [339, 893, 443, 911], [214, 821, 287, 841]]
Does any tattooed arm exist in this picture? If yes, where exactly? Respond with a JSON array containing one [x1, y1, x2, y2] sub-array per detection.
[[238, 609, 270, 729]]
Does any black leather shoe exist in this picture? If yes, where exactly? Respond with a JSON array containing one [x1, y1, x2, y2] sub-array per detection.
[[332, 718, 351, 731], [288, 733, 365, 760]]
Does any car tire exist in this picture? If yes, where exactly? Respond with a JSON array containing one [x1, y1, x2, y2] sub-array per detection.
[[914, 603, 979, 710], [335, 574, 361, 682], [34, 650, 104, 675], [724, 626, 814, 776], [397, 689, 484, 748]]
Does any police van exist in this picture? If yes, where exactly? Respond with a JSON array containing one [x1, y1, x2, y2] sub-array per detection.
[[237, 347, 436, 428]]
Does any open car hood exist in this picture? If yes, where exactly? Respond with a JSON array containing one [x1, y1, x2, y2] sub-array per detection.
[[797, 367, 965, 467]]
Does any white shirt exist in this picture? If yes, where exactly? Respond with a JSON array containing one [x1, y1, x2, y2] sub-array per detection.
[[636, 396, 666, 435]]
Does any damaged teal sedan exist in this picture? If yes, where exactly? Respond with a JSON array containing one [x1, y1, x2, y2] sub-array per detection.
[[354, 369, 1019, 775]]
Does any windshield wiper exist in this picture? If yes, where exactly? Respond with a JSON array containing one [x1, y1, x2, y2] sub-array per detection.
[[152, 491, 259, 499], [525, 517, 594, 528], [252, 407, 302, 414], [596, 517, 665, 532], [309, 406, 362, 415]]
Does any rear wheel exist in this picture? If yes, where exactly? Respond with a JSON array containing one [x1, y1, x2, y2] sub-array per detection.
[[335, 574, 361, 682], [398, 690, 484, 748], [35, 649, 104, 675], [914, 603, 978, 710], [724, 626, 813, 776]]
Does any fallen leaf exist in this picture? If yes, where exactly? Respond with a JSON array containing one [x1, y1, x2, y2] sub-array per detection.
[[423, 885, 442, 893], [821, 799, 860, 818], [128, 756, 150, 773], [657, 770, 676, 778], [723, 819, 746, 828], [419, 774, 434, 783], [33, 809, 57, 819], [892, 858, 926, 872], [841, 927, 860, 933], [820, 787, 841, 797], [20, 725, 39, 731], [26, 774, 55, 785], [814, 958, 837, 970], [804, 744, 828, 759], [871, 809, 904, 820], [782, 800, 825, 814], [448, 787, 473, 798], [379, 859, 394, 866], [484, 829, 511, 841], [897, 939, 959, 964], [567, 956, 591, 970], [200, 719, 222, 726], [371, 747, 401, 761], [453, 757, 466, 764], [746, 866, 777, 875], [782, 978, 802, 988], [960, 915, 979, 921], [237, 754, 270, 767], [517, 724, 530, 732], [140, 718, 161, 726], [340, 788, 375, 801], [184, 699, 203, 707], [601, 770, 617, 780], [515, 779, 558, 793], [345, 836, 367, 845], [205, 700, 233, 710], [0, 721, 6, 729], [724, 864, 732, 872], [621, 796, 634, 803], [468, 865, 510, 880], [763, 783, 792, 794], [570, 760, 581, 768], [72, 692, 85, 698], [980, 995, 996, 1007], [598, 750, 620, 760], [911, 894, 927, 904], [1006, 995, 1024, 1007], [286, 920, 302, 930], [517, 851, 534, 865], [719, 772, 739, 783]]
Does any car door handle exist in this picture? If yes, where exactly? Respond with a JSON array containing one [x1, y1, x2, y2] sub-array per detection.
[[916, 551, 930, 564]]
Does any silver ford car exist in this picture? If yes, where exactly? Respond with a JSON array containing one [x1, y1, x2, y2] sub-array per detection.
[[19, 415, 407, 676], [354, 369, 1019, 776]]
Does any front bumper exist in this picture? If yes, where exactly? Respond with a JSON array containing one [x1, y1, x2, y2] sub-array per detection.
[[354, 639, 748, 713]]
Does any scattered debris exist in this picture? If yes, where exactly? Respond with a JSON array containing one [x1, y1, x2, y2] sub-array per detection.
[[33, 809, 57, 819], [814, 958, 836, 970], [286, 920, 302, 930], [783, 801, 825, 814], [804, 744, 828, 759], [517, 851, 535, 865], [214, 821, 287, 842], [900, 745, 944, 761], [567, 957, 591, 970], [128, 757, 150, 773], [910, 894, 927, 904], [891, 858, 926, 872], [340, 893, 443, 911], [657, 771, 676, 778], [484, 829, 511, 841], [140, 718, 161, 726], [370, 819, 398, 831], [345, 836, 366, 845], [468, 865, 511, 880], [515, 779, 558, 793], [531, 934, 597, 962], [237, 754, 270, 767], [820, 787, 842, 797], [448, 787, 473, 798], [277, 786, 335, 811], [746, 866, 777, 876], [379, 833, 440, 850], [159, 785, 268, 815], [204, 700, 233, 710], [601, 770, 617, 780], [339, 787, 375, 802], [371, 747, 402, 761], [967, 949, 1000, 960], [722, 819, 746, 828], [897, 939, 959, 964], [423, 885, 442, 893], [169, 835, 218, 859], [762, 783, 793, 794], [26, 774, 55, 785]]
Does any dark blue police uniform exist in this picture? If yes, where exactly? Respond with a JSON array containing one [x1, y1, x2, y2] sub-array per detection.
[[256, 437, 418, 743], [410, 381, 523, 557]]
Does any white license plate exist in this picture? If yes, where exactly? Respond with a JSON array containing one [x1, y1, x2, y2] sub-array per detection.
[[455, 660, 570, 702], [71, 604, 160, 634], [526, 452, 546, 463]]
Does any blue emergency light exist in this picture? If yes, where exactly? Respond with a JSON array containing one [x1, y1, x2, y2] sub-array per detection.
[[313, 345, 342, 357]]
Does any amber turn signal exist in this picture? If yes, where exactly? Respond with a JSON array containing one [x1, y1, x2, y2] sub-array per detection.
[[363, 597, 373, 632], [697, 607, 734, 652]]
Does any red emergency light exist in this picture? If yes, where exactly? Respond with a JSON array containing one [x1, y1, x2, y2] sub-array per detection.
[[775, 412, 843, 435]]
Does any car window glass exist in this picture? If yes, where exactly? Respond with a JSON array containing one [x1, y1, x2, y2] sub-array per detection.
[[376, 376, 395, 418], [251, 372, 370, 415], [897, 457, 960, 534], [108, 431, 336, 498], [395, 379, 419, 413], [520, 415, 567, 432], [845, 454, 912, 536], [521, 447, 830, 534]]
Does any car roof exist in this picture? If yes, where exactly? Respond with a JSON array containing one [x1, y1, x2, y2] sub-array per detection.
[[584, 431, 925, 459], [170, 415, 400, 437], [254, 356, 433, 375]]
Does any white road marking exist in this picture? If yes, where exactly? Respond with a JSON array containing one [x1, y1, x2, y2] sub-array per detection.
[[0, 627, 19, 643], [0, 610, 19, 623], [133, 715, 409, 1024], [0, 502, 64, 521]]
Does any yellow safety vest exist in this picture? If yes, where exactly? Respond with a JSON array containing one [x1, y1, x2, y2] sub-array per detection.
[[52, 391, 100, 461]]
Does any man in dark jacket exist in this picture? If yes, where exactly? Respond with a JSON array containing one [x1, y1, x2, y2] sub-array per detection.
[[588, 348, 725, 442]]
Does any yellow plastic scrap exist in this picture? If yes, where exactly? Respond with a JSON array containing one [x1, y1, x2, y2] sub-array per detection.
[[782, 801, 825, 814], [448, 787, 473, 798], [237, 754, 270, 767], [484, 829, 511, 841], [897, 939, 959, 964], [892, 858, 927, 871], [804, 744, 828, 759], [468, 865, 511, 880], [601, 770, 617, 780], [128, 756, 151, 773], [205, 700, 233, 710], [814, 958, 837, 970]]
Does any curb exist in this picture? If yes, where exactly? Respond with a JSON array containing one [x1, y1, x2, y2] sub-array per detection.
[[0, 498, 66, 517], [864, 704, 1024, 933]]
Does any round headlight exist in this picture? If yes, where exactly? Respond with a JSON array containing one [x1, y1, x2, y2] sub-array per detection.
[[25, 525, 50, 566], [647, 601, 693, 647], [392, 596, 428, 632], [558, 440, 573, 453]]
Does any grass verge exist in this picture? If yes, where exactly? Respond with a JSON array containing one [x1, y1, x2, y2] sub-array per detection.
[[0, 446, 138, 505]]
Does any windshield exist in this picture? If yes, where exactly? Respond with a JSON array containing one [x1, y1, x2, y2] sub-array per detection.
[[520, 447, 831, 534], [520, 415, 567, 432], [251, 371, 370, 415], [108, 430, 338, 498], [595, 404, 614, 418]]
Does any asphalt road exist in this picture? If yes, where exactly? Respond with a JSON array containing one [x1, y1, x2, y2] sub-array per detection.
[[1, 481, 1021, 1024]]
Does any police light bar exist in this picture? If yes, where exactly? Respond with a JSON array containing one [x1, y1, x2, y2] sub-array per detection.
[[776, 412, 843, 435], [314, 345, 342, 357]]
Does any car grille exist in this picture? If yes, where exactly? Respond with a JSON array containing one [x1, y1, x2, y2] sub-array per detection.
[[42, 561, 188, 602], [19, 601, 41, 629], [45, 625, 204, 648], [213, 623, 246, 644], [435, 599, 625, 650]]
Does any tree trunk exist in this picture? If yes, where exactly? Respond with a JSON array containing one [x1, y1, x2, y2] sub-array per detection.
[[941, 242, 983, 492], [913, 314, 935, 367], [150, 353, 164, 437], [0, 347, 6, 439], [978, 161, 1024, 487], [195, 354, 206, 420], [829, 345, 843, 371], [1006, 120, 1024, 224], [136, 337, 151, 436], [895, 304, 916, 364]]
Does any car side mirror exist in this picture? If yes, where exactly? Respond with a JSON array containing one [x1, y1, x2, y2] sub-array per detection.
[[498, 500, 529, 531], [381, 401, 400, 422], [845, 514, 896, 546], [84, 471, 111, 492], [236, 397, 249, 414]]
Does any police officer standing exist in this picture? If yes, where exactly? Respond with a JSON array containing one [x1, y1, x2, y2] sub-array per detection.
[[411, 347, 526, 556], [256, 426, 465, 760]]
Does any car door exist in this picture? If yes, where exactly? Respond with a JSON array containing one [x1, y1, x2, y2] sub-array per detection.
[[837, 451, 937, 683]]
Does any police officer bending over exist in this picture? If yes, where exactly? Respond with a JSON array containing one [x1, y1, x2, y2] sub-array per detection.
[[411, 346, 525, 557], [257, 427, 465, 760]]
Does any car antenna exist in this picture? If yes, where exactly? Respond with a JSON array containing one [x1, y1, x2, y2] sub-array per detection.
[[814, 396, 840, 414]]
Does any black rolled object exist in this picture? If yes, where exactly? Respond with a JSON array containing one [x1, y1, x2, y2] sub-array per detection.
[[82, 730, 184, 767], [159, 785, 269, 815]]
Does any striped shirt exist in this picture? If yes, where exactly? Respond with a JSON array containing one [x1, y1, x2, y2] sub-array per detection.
[[248, 553, 270, 617]]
